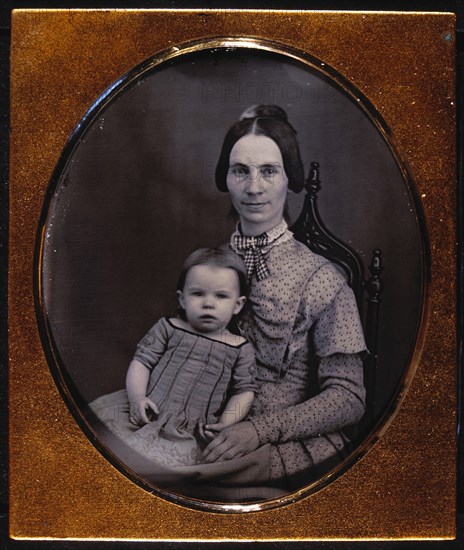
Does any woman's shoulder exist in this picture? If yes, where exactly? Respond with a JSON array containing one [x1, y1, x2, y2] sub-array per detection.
[[273, 235, 332, 271]]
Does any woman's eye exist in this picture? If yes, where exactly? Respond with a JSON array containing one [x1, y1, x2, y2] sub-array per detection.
[[261, 166, 277, 177], [230, 166, 248, 178]]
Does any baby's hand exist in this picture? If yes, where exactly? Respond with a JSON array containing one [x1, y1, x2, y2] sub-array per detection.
[[197, 422, 218, 442], [130, 397, 159, 425]]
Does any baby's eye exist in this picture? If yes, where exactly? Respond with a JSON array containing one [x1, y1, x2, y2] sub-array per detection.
[[191, 291, 204, 297], [216, 293, 229, 299]]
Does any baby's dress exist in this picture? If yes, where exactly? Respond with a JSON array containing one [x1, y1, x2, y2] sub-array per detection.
[[89, 318, 256, 468]]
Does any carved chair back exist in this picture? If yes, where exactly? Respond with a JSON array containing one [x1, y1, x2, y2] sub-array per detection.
[[291, 162, 383, 429]]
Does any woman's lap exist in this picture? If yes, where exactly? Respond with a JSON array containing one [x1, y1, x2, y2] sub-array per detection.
[[89, 390, 274, 488]]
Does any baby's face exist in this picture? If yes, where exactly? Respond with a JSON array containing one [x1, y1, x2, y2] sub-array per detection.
[[177, 265, 245, 335]]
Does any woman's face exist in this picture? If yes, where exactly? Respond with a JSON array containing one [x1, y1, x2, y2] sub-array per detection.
[[226, 134, 289, 236]]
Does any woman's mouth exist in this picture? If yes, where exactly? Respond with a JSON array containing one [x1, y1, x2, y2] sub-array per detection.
[[243, 202, 267, 210]]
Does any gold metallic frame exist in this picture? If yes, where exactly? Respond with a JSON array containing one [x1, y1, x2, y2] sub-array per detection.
[[35, 35, 429, 514], [9, 9, 456, 541]]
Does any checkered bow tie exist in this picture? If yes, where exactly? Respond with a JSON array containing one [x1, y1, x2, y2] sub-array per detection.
[[233, 233, 270, 281]]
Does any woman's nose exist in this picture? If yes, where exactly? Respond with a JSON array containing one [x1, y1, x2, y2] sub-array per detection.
[[244, 168, 263, 194]]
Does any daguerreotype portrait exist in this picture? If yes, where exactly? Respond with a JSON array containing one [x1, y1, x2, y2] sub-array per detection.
[[40, 43, 424, 504], [9, 9, 456, 541]]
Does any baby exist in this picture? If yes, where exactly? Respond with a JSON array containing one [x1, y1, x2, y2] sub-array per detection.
[[90, 248, 256, 468]]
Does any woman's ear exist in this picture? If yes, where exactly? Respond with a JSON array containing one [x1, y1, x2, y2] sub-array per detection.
[[233, 296, 246, 315], [177, 290, 186, 310]]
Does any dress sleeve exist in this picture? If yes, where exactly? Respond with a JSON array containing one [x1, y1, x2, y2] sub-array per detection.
[[133, 318, 170, 371], [248, 261, 367, 444], [304, 262, 367, 357], [229, 342, 258, 395], [249, 353, 366, 444]]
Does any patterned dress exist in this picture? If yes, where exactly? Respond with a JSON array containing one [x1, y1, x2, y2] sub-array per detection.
[[229, 221, 367, 488], [89, 318, 257, 468], [89, 224, 367, 496]]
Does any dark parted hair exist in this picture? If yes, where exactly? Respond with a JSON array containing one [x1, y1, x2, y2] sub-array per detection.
[[176, 247, 248, 298], [215, 104, 305, 193]]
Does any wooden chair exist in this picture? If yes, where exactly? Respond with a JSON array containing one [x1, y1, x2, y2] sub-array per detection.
[[291, 162, 384, 430]]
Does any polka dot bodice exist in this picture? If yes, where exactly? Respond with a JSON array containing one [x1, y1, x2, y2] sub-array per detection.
[[237, 236, 365, 381], [230, 234, 367, 483]]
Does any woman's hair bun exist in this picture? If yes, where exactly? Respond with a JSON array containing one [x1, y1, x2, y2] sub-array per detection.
[[239, 104, 289, 123]]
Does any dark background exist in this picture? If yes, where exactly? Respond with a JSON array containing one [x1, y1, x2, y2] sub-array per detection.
[[1, 1, 462, 550]]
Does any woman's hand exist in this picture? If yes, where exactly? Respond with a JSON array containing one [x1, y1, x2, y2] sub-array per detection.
[[201, 421, 260, 463]]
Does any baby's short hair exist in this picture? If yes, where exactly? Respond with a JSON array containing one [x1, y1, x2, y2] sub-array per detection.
[[176, 247, 248, 297]]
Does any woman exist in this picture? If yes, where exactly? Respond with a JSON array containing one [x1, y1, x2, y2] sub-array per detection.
[[200, 104, 367, 489], [90, 104, 366, 498]]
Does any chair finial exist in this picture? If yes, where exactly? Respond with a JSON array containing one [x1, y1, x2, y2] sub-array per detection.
[[367, 249, 384, 303], [306, 161, 321, 196]]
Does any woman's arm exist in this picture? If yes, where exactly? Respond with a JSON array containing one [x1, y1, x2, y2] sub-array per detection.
[[245, 264, 367, 445], [248, 353, 365, 445], [201, 354, 364, 463]]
